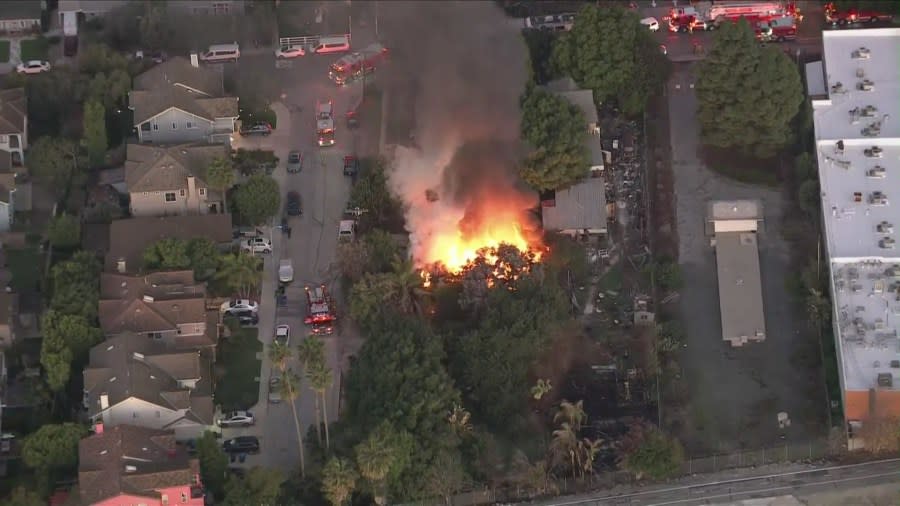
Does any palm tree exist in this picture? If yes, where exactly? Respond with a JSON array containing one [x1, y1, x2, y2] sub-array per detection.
[[579, 437, 602, 479], [355, 428, 395, 505], [307, 362, 333, 449], [205, 156, 235, 212], [531, 378, 553, 400], [554, 399, 586, 432], [215, 252, 261, 298], [549, 422, 579, 477], [389, 256, 425, 315], [267, 341, 291, 373], [278, 369, 307, 478], [447, 404, 472, 437], [321, 457, 358, 506], [297, 336, 326, 444]]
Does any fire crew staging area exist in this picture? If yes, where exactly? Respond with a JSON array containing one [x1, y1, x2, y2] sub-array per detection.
[[707, 200, 766, 347]]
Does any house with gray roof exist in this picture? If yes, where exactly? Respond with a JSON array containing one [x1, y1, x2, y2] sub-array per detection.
[[0, 1, 41, 33], [544, 78, 606, 174], [83, 334, 215, 441], [70, 424, 204, 506], [542, 177, 608, 236], [125, 143, 228, 217], [129, 57, 238, 145]]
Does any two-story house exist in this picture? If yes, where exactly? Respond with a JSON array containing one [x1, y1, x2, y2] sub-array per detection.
[[99, 270, 219, 352], [129, 57, 239, 145], [0, 1, 41, 34], [83, 334, 214, 441], [70, 424, 204, 506], [0, 88, 27, 168], [125, 143, 228, 217]]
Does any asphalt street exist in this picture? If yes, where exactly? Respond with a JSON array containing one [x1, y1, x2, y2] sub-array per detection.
[[216, 25, 378, 472]]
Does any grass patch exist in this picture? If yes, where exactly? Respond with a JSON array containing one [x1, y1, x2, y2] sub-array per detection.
[[215, 327, 262, 411], [598, 264, 624, 293], [6, 248, 43, 294], [20, 37, 49, 62], [0, 40, 10, 63]]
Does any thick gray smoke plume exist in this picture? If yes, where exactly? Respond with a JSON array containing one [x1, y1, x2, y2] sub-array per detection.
[[378, 1, 537, 265]]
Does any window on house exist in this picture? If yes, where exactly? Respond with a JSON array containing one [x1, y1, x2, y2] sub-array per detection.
[[161, 495, 169, 506], [8, 135, 18, 148], [152, 124, 159, 131], [141, 123, 151, 131], [0, 135, 7, 143], [181, 492, 188, 502], [186, 121, 195, 129], [165, 192, 176, 202], [180, 189, 186, 197], [172, 123, 178, 130], [133, 412, 138, 418], [199, 188, 206, 196]]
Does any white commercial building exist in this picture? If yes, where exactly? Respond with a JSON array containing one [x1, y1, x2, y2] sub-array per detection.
[[812, 28, 900, 432]]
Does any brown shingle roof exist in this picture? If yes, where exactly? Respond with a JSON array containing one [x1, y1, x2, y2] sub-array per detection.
[[125, 143, 226, 193], [105, 214, 233, 273], [129, 57, 238, 124], [0, 88, 26, 135], [98, 297, 208, 334], [100, 271, 203, 301], [76, 425, 199, 506]]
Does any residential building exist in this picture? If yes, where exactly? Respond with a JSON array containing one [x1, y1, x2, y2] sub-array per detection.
[[0, 88, 27, 167], [83, 334, 215, 440], [99, 270, 219, 352], [129, 57, 239, 145], [811, 28, 900, 444], [0, 1, 41, 33], [104, 214, 233, 274], [57, 0, 128, 23], [168, 0, 245, 15], [541, 177, 608, 236], [58, 0, 244, 25], [69, 424, 204, 506], [0, 172, 17, 232], [0, 291, 18, 348], [125, 143, 228, 217]]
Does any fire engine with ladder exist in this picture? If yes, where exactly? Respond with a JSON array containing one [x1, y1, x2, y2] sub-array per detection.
[[666, 1, 801, 34], [328, 42, 389, 86], [305, 284, 336, 335]]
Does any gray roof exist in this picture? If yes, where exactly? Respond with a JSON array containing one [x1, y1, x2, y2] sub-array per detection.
[[83, 334, 213, 425], [125, 143, 226, 192], [542, 177, 607, 231], [556, 90, 598, 125], [714, 232, 766, 345], [130, 57, 238, 124], [0, 88, 26, 135], [805, 60, 826, 97], [0, 0, 41, 20], [59, 0, 127, 14]]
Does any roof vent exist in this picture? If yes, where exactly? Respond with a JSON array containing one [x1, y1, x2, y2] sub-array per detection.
[[861, 105, 878, 117], [835, 140, 845, 153], [143, 295, 154, 303], [879, 237, 896, 249], [100, 450, 108, 455], [172, 304, 180, 312], [852, 47, 871, 59], [831, 82, 846, 94], [870, 191, 888, 205], [864, 146, 883, 158], [125, 465, 138, 473], [877, 221, 893, 233], [133, 352, 145, 360], [877, 373, 893, 387], [109, 376, 117, 382], [857, 79, 874, 91], [867, 166, 886, 178]]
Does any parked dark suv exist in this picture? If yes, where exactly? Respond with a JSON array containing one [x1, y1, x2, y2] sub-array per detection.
[[223, 436, 260, 454]]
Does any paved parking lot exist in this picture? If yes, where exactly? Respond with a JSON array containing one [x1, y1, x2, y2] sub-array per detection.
[[666, 66, 827, 453]]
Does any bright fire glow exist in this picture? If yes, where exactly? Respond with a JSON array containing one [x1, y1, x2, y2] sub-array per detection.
[[419, 220, 540, 274]]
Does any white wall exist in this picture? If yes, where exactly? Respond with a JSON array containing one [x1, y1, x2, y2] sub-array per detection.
[[0, 201, 12, 233], [137, 109, 212, 144], [102, 396, 187, 430]]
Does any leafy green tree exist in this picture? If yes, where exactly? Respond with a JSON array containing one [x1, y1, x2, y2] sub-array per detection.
[[696, 20, 803, 158], [78, 43, 130, 75], [221, 466, 285, 506], [364, 229, 401, 273], [143, 238, 191, 270], [186, 238, 220, 280], [798, 179, 821, 219], [139, 1, 167, 51], [350, 258, 426, 327], [205, 157, 235, 210], [86, 68, 132, 110], [234, 174, 280, 226], [523, 29, 558, 85], [348, 158, 401, 228], [83, 100, 108, 168], [40, 331, 72, 392], [50, 251, 101, 319], [22, 423, 87, 473], [27, 137, 82, 200], [215, 253, 262, 298], [46, 213, 82, 249], [23, 69, 86, 138], [4, 486, 44, 506], [520, 87, 589, 191], [552, 4, 668, 115], [41, 310, 102, 360], [618, 421, 684, 480], [345, 314, 461, 499], [321, 458, 359, 506], [355, 422, 414, 506], [422, 449, 467, 505], [197, 431, 229, 500]]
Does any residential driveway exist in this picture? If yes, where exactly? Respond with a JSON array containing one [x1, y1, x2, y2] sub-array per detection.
[[218, 38, 378, 471], [667, 65, 826, 453]]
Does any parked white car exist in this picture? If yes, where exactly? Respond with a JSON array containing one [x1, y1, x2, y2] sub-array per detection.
[[220, 299, 259, 314], [640, 16, 660, 32], [241, 237, 272, 254], [279, 259, 294, 283], [275, 324, 290, 346], [275, 45, 306, 59], [217, 411, 255, 427], [16, 60, 51, 74]]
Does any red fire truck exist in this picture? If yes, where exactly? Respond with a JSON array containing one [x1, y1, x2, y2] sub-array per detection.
[[304, 284, 336, 335], [316, 100, 335, 147], [758, 15, 798, 42], [328, 43, 389, 86], [668, 1, 800, 33], [824, 2, 893, 25]]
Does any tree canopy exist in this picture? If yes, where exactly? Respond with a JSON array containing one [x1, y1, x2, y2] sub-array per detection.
[[519, 87, 589, 191], [618, 422, 684, 480], [40, 330, 73, 392], [348, 158, 401, 230], [50, 251, 101, 320], [221, 466, 285, 506], [234, 174, 280, 226], [83, 100, 108, 168], [197, 431, 229, 500], [4, 486, 44, 506], [552, 5, 669, 115], [695, 19, 803, 158], [27, 137, 82, 200], [205, 157, 236, 209], [41, 309, 103, 360], [22, 423, 87, 473], [142, 237, 220, 279], [47, 213, 82, 249]]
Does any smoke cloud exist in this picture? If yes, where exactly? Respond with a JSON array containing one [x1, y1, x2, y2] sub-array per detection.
[[378, 1, 538, 264]]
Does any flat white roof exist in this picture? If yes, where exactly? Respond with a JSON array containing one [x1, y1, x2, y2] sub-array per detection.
[[709, 199, 762, 222], [814, 28, 900, 393], [714, 232, 766, 344]]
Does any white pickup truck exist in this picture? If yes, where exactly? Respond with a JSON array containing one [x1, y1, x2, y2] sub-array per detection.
[[279, 259, 294, 283]]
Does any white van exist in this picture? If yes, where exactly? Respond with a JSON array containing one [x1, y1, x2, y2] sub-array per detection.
[[313, 36, 350, 54], [200, 43, 240, 63]]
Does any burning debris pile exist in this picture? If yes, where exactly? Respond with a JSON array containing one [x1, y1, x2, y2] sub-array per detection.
[[380, 1, 543, 280]]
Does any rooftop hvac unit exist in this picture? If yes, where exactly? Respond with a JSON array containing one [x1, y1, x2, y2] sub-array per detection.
[[862, 124, 882, 137], [856, 68, 866, 78], [852, 47, 871, 59], [857, 79, 875, 91], [880, 237, 896, 249], [864, 146, 883, 158], [867, 166, 886, 178], [849, 107, 861, 124], [853, 191, 863, 202], [870, 191, 888, 205], [831, 82, 846, 94], [877, 373, 893, 388], [835, 140, 845, 153], [861, 105, 878, 117], [891, 360, 900, 368], [877, 221, 893, 233]]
